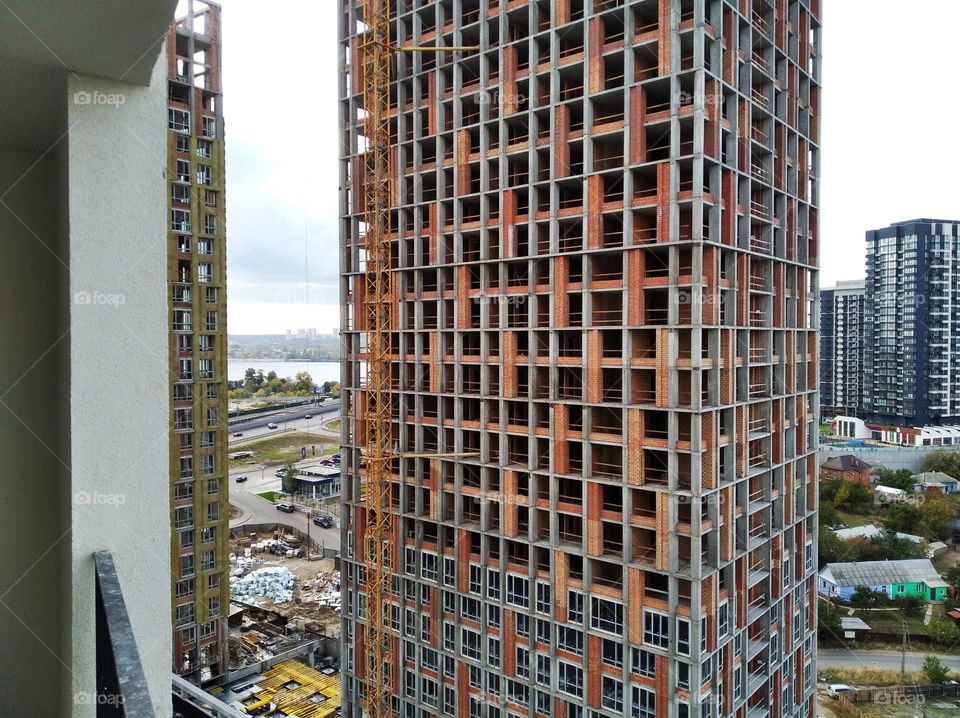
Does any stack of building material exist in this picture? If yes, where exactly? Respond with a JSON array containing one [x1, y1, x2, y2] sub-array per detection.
[[229, 566, 296, 604]]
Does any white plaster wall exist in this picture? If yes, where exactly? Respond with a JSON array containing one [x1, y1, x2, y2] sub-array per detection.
[[68, 55, 172, 717]]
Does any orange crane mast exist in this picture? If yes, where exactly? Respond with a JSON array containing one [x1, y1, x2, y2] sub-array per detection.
[[358, 2, 479, 715]]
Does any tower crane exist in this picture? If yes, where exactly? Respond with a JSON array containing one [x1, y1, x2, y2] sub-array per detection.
[[358, 2, 478, 716]]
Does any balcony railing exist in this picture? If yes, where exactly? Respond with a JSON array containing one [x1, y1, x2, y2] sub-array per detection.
[[95, 550, 155, 717]]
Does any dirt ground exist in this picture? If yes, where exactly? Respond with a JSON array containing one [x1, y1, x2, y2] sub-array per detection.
[[230, 533, 341, 636]]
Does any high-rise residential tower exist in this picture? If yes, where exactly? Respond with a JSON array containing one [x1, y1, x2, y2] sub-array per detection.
[[167, 0, 230, 682], [339, 2, 821, 717], [864, 219, 960, 427], [819, 280, 865, 416]]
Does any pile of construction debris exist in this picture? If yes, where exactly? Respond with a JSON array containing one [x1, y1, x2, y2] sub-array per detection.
[[230, 566, 295, 605], [298, 570, 342, 611]]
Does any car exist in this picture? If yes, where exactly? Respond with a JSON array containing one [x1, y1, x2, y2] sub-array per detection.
[[267, 422, 278, 429], [304, 414, 313, 420], [232, 432, 243, 437], [276, 502, 295, 513], [331, 453, 341, 461], [827, 684, 855, 699], [312, 515, 334, 528], [943, 679, 959, 686], [234, 475, 247, 483]]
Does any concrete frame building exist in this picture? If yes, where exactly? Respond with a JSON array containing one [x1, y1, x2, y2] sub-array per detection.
[[864, 219, 960, 427], [339, 2, 821, 718], [167, 0, 230, 683], [1, 1, 180, 715], [818, 280, 864, 416]]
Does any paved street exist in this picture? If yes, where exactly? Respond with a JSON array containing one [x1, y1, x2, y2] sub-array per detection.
[[819, 649, 960, 672], [228, 401, 340, 444], [228, 424, 342, 553]]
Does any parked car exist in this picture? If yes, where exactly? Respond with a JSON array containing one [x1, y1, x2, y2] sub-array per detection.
[[313, 515, 334, 529], [232, 432, 243, 437], [276, 502, 295, 513], [234, 475, 247, 483], [827, 684, 855, 699], [267, 422, 278, 429]]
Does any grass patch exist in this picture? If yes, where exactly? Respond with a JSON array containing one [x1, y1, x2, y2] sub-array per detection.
[[843, 606, 933, 635], [326, 419, 341, 431], [229, 432, 336, 466], [257, 491, 278, 502], [819, 666, 923, 687]]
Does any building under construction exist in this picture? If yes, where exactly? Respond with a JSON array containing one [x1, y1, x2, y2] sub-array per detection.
[[167, 0, 231, 683], [338, 1, 821, 717]]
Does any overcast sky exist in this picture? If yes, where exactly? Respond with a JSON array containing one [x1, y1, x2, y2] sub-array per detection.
[[219, 0, 960, 334]]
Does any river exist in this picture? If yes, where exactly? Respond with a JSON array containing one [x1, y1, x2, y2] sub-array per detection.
[[227, 359, 341, 383]]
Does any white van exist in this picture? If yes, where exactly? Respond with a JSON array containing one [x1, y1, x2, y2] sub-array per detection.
[[827, 684, 855, 698]]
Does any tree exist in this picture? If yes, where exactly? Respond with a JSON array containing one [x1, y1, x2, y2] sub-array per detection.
[[943, 565, 960, 594], [883, 502, 922, 534], [873, 468, 916, 492], [920, 495, 956, 540], [818, 601, 843, 639], [921, 451, 960, 479], [819, 501, 839, 528], [834, 480, 873, 514], [926, 617, 960, 646], [819, 528, 852, 567], [857, 534, 925, 562], [294, 371, 315, 395], [892, 595, 925, 615], [280, 464, 298, 495], [921, 655, 950, 684], [849, 586, 889, 608]]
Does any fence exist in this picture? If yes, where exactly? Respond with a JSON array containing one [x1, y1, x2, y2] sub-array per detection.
[[847, 683, 960, 704], [229, 522, 339, 560]]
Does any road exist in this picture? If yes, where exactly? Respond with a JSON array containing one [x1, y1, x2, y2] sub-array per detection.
[[228, 401, 340, 444], [228, 450, 341, 554], [819, 649, 960, 672]]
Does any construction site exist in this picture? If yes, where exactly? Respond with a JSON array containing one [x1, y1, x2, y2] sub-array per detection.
[[338, 1, 821, 718]]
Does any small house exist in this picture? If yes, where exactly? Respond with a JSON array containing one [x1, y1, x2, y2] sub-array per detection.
[[912, 471, 958, 494], [833, 524, 885, 541], [818, 558, 948, 603], [820, 454, 873, 486]]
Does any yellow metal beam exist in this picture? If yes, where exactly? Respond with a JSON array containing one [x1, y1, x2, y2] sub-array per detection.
[[397, 45, 481, 52]]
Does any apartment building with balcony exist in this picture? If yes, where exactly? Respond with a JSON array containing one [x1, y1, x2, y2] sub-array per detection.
[[863, 219, 960, 427], [0, 1, 180, 715], [819, 280, 865, 416], [166, 0, 230, 683], [339, 1, 821, 717]]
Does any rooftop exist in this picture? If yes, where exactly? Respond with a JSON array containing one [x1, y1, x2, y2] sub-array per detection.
[[821, 559, 943, 588], [822, 455, 872, 472], [912, 471, 957, 485], [834, 524, 885, 541]]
